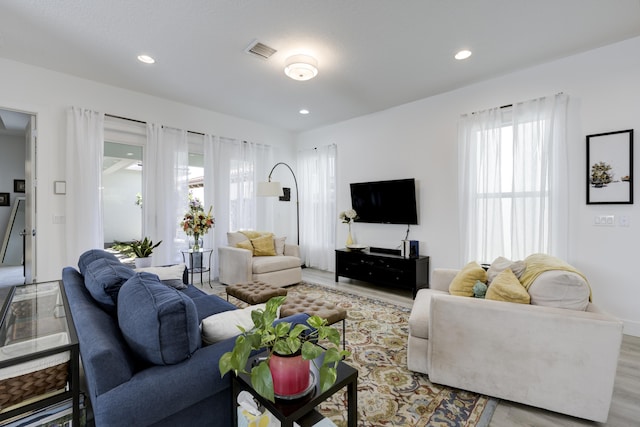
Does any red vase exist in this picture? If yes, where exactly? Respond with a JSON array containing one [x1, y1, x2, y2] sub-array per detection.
[[269, 353, 310, 396]]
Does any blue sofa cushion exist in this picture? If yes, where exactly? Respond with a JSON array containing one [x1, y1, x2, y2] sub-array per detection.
[[83, 258, 135, 312], [78, 249, 120, 275], [118, 273, 201, 365]]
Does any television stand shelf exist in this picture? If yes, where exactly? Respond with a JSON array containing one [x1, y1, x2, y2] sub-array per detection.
[[335, 248, 429, 298]]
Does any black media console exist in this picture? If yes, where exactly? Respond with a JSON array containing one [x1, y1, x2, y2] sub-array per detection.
[[335, 248, 429, 298]]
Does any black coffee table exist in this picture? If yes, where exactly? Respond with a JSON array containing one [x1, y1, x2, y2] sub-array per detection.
[[232, 352, 358, 427]]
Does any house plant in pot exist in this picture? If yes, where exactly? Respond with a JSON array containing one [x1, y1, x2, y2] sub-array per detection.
[[130, 237, 162, 268], [219, 296, 350, 402]]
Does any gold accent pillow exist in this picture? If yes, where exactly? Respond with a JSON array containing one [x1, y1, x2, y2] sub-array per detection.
[[486, 268, 530, 304], [251, 235, 276, 256], [236, 240, 253, 251], [449, 261, 487, 297]]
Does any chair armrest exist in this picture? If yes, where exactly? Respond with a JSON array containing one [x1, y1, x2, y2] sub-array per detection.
[[431, 268, 459, 292], [218, 246, 253, 285], [283, 243, 300, 259]]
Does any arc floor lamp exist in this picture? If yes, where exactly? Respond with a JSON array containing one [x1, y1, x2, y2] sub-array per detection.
[[257, 162, 300, 246]]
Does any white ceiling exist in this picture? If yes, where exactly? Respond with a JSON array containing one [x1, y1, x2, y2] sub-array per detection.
[[1, 1, 639, 133]]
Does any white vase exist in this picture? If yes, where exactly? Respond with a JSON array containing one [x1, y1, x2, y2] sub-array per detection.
[[135, 257, 152, 268]]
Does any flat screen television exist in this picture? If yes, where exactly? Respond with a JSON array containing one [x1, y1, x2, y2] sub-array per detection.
[[350, 178, 418, 225]]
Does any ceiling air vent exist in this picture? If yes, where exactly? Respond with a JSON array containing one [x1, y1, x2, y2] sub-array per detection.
[[245, 40, 277, 60]]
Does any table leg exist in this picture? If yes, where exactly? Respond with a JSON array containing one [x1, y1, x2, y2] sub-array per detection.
[[347, 379, 357, 427]]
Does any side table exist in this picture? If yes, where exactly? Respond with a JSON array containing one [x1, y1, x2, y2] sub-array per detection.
[[181, 248, 213, 288], [232, 351, 358, 427], [0, 281, 80, 426]]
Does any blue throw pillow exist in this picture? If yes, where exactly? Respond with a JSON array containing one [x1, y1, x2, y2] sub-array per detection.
[[83, 258, 134, 311], [78, 249, 120, 275], [118, 273, 201, 365]]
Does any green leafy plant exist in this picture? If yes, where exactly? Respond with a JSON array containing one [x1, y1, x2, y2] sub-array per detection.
[[129, 237, 162, 258], [219, 296, 350, 402]]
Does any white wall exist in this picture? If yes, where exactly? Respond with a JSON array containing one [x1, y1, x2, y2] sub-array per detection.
[[0, 57, 297, 282], [297, 36, 640, 336]]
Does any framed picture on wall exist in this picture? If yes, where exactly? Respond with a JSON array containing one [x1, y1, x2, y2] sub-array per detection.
[[586, 129, 634, 204], [14, 179, 25, 193], [0, 193, 9, 207]]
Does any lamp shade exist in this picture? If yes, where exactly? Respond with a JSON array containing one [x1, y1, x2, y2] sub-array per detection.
[[257, 181, 284, 197]]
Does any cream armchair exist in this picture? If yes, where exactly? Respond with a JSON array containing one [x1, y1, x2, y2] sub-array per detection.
[[408, 264, 624, 422], [218, 232, 302, 287]]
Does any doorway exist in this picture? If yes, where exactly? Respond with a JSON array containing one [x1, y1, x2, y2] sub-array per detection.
[[0, 108, 36, 286]]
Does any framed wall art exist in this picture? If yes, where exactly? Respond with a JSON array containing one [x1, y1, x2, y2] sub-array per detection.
[[14, 179, 25, 193], [586, 129, 633, 204], [0, 193, 9, 207]]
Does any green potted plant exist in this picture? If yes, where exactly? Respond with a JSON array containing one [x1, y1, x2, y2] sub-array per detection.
[[130, 237, 162, 268], [219, 296, 350, 402]]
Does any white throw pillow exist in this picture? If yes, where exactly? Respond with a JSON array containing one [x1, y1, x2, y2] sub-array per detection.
[[528, 270, 590, 311], [274, 236, 286, 256], [487, 256, 525, 284], [201, 304, 276, 345], [135, 263, 185, 280]]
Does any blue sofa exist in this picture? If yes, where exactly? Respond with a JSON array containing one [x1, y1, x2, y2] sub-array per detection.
[[62, 250, 308, 426]]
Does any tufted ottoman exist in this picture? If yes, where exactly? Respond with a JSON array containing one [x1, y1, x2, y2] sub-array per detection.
[[225, 281, 288, 305], [280, 294, 347, 350]]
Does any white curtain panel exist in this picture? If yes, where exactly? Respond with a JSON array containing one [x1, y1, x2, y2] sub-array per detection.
[[144, 124, 189, 265], [458, 93, 568, 264], [206, 137, 273, 278], [65, 107, 105, 264], [298, 144, 337, 270]]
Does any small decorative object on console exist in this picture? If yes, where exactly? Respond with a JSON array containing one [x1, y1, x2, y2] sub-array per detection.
[[339, 209, 358, 246]]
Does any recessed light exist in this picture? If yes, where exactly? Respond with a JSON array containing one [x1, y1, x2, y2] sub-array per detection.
[[455, 50, 472, 60], [299, 109, 310, 115], [126, 152, 134, 156], [137, 54, 156, 64]]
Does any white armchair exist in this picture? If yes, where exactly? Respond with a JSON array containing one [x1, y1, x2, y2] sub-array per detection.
[[218, 232, 302, 288]]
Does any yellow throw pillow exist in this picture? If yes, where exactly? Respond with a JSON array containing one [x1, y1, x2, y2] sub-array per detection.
[[240, 230, 263, 240], [449, 261, 487, 297], [236, 240, 253, 251], [486, 268, 530, 304], [251, 235, 276, 256]]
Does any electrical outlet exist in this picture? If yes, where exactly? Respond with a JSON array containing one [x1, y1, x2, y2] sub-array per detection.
[[619, 215, 630, 227]]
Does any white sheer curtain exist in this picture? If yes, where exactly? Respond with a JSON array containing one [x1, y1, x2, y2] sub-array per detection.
[[144, 124, 189, 265], [458, 93, 568, 264], [298, 145, 337, 270], [206, 137, 273, 277], [66, 107, 105, 264]]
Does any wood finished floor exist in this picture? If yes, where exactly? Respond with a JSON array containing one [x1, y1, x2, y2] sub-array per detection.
[[206, 268, 640, 427]]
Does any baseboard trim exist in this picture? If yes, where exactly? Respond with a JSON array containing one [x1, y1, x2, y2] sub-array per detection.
[[623, 319, 640, 337]]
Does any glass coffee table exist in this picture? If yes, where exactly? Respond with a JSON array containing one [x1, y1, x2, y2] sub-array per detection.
[[232, 351, 358, 427], [0, 281, 80, 425]]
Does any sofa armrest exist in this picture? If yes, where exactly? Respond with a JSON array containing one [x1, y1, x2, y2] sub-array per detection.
[[428, 294, 623, 422], [431, 268, 458, 292], [218, 246, 252, 285], [283, 243, 300, 259]]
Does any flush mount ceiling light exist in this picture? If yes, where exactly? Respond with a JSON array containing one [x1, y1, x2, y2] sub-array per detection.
[[454, 50, 472, 60], [299, 109, 310, 115], [137, 54, 156, 64], [284, 54, 318, 81]]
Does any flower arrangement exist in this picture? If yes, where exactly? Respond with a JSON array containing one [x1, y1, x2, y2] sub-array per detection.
[[339, 209, 358, 246], [180, 195, 214, 250], [339, 209, 358, 224]]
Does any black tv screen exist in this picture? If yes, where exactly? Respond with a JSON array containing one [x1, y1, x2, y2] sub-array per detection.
[[350, 179, 418, 225]]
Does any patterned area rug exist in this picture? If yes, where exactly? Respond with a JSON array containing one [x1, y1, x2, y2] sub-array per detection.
[[218, 282, 497, 427]]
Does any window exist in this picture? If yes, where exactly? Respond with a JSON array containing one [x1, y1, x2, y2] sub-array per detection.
[[459, 94, 568, 263]]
